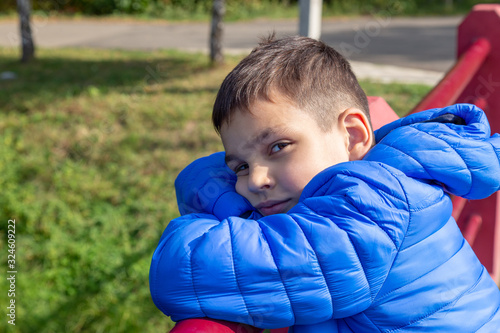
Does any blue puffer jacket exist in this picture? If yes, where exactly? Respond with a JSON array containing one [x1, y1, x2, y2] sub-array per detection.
[[150, 104, 500, 332]]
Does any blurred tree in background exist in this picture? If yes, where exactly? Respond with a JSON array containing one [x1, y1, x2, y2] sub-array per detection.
[[210, 0, 225, 65], [16, 0, 35, 62], [1, 0, 499, 17]]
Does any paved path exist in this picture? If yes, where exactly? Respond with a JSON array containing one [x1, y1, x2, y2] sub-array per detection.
[[0, 16, 463, 85]]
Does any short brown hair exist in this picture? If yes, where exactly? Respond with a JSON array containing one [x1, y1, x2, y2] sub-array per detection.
[[212, 35, 370, 134]]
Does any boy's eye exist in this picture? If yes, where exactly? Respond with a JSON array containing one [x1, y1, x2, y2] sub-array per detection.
[[234, 163, 249, 175], [270, 142, 289, 154]]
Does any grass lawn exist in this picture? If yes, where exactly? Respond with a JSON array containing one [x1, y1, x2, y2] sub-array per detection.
[[0, 46, 431, 332], [0, 0, 486, 23]]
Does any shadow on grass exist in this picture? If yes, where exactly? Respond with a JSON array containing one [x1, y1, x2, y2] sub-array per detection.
[[24, 242, 168, 332], [0, 50, 213, 112], [156, 85, 219, 96]]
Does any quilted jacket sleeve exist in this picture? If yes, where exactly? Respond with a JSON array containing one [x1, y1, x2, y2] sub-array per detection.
[[366, 103, 500, 199], [150, 162, 410, 329], [174, 152, 257, 220]]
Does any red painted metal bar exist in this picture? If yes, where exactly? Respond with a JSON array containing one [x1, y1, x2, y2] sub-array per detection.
[[451, 196, 467, 221], [455, 4, 500, 283], [170, 318, 264, 333], [271, 328, 289, 333], [169, 318, 289, 333], [472, 97, 488, 111], [410, 37, 491, 114], [463, 214, 483, 246]]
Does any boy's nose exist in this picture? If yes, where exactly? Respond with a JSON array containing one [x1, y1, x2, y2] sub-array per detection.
[[248, 165, 274, 193]]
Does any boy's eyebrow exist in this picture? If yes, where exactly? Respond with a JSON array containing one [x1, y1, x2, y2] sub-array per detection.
[[247, 127, 275, 147], [224, 154, 238, 165], [224, 127, 286, 165]]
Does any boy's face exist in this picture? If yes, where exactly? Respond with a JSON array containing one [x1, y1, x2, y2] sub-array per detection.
[[221, 95, 350, 216]]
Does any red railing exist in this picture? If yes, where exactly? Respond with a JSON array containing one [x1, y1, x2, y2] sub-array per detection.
[[411, 37, 491, 113], [413, 4, 500, 283]]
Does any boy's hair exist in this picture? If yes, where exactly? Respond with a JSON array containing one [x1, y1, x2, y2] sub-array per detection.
[[212, 34, 371, 134]]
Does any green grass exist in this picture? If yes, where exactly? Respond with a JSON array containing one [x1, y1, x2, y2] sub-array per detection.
[[0, 1, 300, 23], [1, 0, 491, 23], [0, 46, 430, 332], [361, 80, 432, 116]]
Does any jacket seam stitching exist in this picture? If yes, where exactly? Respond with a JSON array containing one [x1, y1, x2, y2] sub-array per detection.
[[345, 231, 372, 301], [406, 191, 448, 213], [347, 313, 383, 333], [381, 163, 412, 243], [373, 164, 412, 301], [340, 163, 437, 214], [411, 126, 474, 196], [152, 221, 208, 317], [257, 221, 296, 324], [310, 165, 406, 204], [469, 267, 500, 332], [376, 236, 466, 302], [475, 305, 500, 332], [348, 199, 398, 249], [488, 139, 500, 180], [377, 141, 434, 180], [210, 189, 232, 215], [383, 253, 483, 333], [396, 200, 451, 253], [345, 170, 406, 203], [227, 220, 254, 326], [152, 241, 165, 313], [293, 211, 336, 315], [189, 226, 213, 318], [152, 232, 170, 314]]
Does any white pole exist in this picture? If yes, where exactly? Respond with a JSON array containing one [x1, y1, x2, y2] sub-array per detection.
[[299, 0, 322, 40]]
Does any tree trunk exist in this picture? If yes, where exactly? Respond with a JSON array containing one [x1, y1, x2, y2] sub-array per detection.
[[17, 0, 35, 62], [445, 0, 453, 11], [210, 0, 225, 66]]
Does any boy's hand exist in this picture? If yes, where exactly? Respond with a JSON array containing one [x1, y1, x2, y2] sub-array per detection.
[[175, 152, 257, 220]]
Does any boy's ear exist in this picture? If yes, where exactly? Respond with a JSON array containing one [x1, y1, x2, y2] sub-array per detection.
[[339, 108, 374, 161]]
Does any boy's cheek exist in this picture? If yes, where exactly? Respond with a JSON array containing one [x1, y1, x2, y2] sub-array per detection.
[[235, 181, 248, 200], [235, 181, 258, 208]]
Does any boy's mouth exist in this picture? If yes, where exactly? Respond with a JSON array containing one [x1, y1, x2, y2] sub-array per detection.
[[256, 199, 292, 216]]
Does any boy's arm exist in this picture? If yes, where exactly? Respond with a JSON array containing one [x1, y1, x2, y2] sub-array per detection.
[[153, 104, 500, 329], [150, 162, 409, 329], [175, 152, 260, 219], [368, 103, 500, 199]]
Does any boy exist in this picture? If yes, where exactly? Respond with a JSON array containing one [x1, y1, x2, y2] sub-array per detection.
[[150, 35, 500, 332]]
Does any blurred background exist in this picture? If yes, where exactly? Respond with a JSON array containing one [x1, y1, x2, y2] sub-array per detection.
[[0, 1, 496, 332], [0, 0, 494, 20]]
